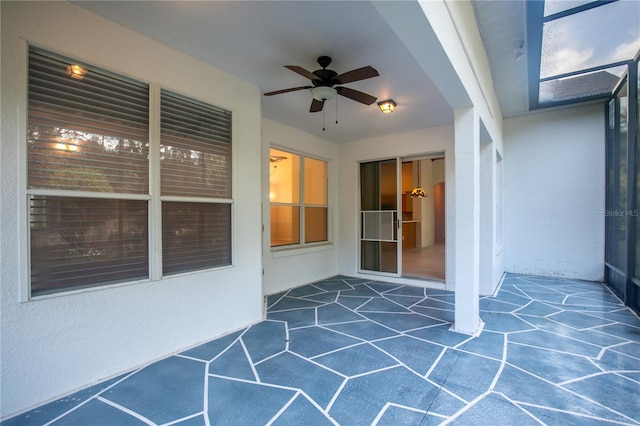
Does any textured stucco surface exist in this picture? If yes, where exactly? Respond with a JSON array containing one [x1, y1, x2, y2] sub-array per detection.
[[504, 104, 605, 281]]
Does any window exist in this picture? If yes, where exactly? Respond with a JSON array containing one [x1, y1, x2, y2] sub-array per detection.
[[160, 91, 232, 275], [27, 47, 232, 297], [269, 148, 328, 247]]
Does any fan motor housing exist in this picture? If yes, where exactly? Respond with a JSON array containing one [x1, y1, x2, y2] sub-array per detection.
[[312, 69, 338, 86]]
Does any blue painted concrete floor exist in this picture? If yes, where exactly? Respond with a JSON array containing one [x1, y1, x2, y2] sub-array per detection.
[[4, 274, 640, 425]]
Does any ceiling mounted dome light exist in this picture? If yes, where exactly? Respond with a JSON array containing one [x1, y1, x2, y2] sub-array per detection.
[[311, 86, 337, 101]]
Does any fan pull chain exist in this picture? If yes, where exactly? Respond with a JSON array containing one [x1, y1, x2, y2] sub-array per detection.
[[322, 107, 326, 131], [335, 97, 338, 124]]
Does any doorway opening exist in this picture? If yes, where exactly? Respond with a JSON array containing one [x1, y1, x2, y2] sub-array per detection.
[[358, 155, 445, 281], [401, 156, 445, 281]]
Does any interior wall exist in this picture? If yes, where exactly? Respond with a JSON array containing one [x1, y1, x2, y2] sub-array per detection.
[[262, 119, 339, 296], [1, 2, 263, 417], [504, 104, 605, 281], [338, 125, 455, 289]]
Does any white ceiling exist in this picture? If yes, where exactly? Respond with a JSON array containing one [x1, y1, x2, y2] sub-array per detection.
[[76, 1, 526, 144], [472, 0, 529, 117]]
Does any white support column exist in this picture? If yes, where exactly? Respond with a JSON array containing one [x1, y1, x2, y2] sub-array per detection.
[[479, 121, 495, 296], [453, 107, 482, 335]]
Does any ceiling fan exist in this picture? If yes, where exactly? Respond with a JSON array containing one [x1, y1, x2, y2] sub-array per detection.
[[264, 56, 379, 113]]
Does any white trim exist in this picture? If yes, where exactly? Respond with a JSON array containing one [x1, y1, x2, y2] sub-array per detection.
[[231, 109, 238, 269], [18, 39, 30, 303], [271, 242, 334, 258], [25, 189, 152, 200], [149, 83, 162, 281], [160, 196, 233, 204]]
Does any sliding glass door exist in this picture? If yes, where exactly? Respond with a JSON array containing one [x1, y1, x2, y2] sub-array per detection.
[[359, 159, 400, 275]]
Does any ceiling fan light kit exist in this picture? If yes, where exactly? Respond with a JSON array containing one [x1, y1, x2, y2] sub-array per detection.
[[311, 86, 337, 101]]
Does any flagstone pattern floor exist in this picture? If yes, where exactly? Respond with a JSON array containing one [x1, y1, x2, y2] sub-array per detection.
[[4, 274, 640, 425]]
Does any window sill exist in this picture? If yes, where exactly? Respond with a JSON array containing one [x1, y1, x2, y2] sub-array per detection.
[[271, 242, 334, 258], [28, 277, 152, 302], [26, 265, 234, 302]]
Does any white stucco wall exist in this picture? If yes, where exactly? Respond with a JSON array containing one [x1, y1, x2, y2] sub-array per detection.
[[262, 119, 340, 295], [338, 125, 455, 289], [1, 2, 263, 417], [504, 104, 605, 281]]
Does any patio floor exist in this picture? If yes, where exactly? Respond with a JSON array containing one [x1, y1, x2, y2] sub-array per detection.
[[4, 274, 640, 425]]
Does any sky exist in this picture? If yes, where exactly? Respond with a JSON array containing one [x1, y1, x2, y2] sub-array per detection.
[[540, 0, 640, 78]]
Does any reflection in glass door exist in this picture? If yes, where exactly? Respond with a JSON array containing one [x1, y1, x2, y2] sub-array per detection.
[[359, 159, 399, 275]]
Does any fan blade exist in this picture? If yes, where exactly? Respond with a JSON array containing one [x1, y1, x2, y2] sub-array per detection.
[[310, 98, 324, 112], [285, 65, 318, 81], [336, 86, 377, 105], [264, 86, 312, 96], [335, 66, 379, 84]]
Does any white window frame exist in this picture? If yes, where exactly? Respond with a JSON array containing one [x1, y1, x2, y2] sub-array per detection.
[[269, 146, 330, 251], [20, 43, 234, 301]]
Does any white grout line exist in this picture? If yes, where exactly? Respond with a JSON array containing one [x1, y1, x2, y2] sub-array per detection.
[[265, 392, 299, 426], [353, 297, 375, 311], [614, 371, 640, 385], [514, 400, 640, 425], [41, 368, 142, 426], [161, 412, 205, 426], [507, 340, 598, 359], [494, 392, 546, 425], [504, 363, 640, 424], [587, 356, 607, 373], [308, 341, 369, 360], [488, 334, 508, 391], [424, 377, 469, 404], [558, 369, 640, 386], [423, 347, 448, 379], [174, 354, 209, 363], [595, 341, 635, 361], [268, 306, 322, 314], [324, 377, 348, 413], [348, 364, 400, 380], [438, 391, 492, 425], [239, 338, 261, 383], [408, 297, 428, 309], [202, 365, 211, 426], [252, 349, 287, 366], [287, 350, 348, 379], [96, 396, 156, 425], [371, 402, 429, 426]]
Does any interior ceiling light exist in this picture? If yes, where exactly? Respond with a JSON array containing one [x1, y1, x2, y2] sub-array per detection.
[[311, 86, 337, 101], [410, 187, 426, 198], [410, 161, 427, 198], [378, 99, 396, 113], [66, 64, 88, 80]]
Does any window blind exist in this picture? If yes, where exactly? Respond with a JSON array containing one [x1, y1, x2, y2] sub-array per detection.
[[28, 47, 149, 194], [160, 90, 232, 198], [27, 47, 151, 296], [30, 196, 149, 296], [162, 202, 231, 275]]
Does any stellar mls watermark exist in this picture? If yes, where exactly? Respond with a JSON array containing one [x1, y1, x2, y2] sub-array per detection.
[[605, 209, 640, 217]]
